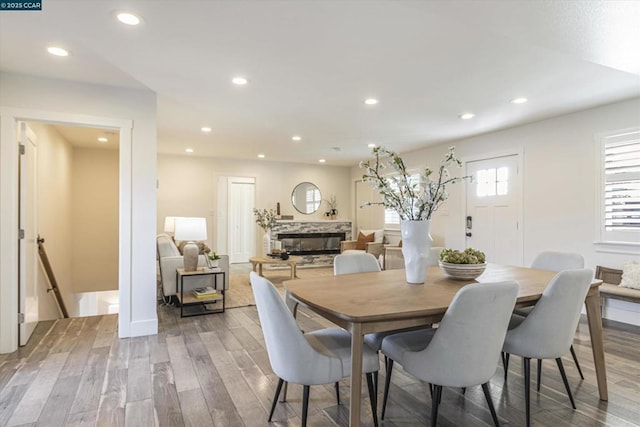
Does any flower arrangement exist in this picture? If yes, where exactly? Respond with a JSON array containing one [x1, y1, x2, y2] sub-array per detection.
[[360, 146, 470, 220], [207, 251, 221, 261], [253, 208, 278, 231]]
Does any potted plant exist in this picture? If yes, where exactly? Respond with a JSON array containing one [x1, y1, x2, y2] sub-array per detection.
[[207, 251, 221, 269], [439, 248, 487, 280], [360, 146, 470, 283], [324, 195, 338, 219]]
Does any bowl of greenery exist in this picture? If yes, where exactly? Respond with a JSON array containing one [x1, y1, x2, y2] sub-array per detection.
[[439, 248, 487, 280]]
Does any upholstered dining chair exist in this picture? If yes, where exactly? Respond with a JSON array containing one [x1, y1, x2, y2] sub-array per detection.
[[510, 251, 586, 389], [502, 269, 593, 427], [380, 281, 519, 426], [333, 252, 381, 275], [250, 272, 380, 427]]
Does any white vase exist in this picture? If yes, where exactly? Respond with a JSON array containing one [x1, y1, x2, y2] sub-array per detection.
[[263, 231, 271, 256], [401, 220, 433, 284]]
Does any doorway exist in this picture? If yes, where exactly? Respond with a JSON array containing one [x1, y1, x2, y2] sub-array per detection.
[[216, 176, 256, 263], [465, 153, 523, 266]]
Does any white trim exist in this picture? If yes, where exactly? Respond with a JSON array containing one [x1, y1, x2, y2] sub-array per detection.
[[461, 147, 525, 266], [593, 240, 640, 255], [0, 107, 134, 353], [129, 318, 159, 337]]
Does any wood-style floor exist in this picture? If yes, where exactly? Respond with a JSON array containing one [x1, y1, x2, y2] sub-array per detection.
[[1, 303, 639, 426]]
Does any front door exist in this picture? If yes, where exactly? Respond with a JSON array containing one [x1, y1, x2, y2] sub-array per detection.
[[465, 154, 522, 266], [18, 123, 39, 345]]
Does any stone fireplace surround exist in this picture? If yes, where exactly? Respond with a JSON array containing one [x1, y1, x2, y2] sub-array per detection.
[[270, 220, 352, 267]]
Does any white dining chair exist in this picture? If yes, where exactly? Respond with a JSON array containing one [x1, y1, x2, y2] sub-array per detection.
[[510, 251, 586, 389], [333, 252, 381, 275], [502, 269, 593, 427], [250, 272, 380, 426], [380, 281, 519, 426]]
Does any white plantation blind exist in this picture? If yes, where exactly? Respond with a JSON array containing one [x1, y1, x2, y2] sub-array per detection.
[[601, 129, 640, 241]]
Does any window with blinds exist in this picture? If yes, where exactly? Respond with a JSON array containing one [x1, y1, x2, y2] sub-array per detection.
[[601, 129, 640, 243]]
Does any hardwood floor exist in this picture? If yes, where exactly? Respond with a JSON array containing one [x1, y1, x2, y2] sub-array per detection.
[[1, 303, 639, 426]]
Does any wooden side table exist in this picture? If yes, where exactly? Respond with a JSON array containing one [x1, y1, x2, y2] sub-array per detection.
[[176, 267, 225, 317], [249, 255, 300, 280]]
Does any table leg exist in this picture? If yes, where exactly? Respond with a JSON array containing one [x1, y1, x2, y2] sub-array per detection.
[[259, 263, 263, 277], [349, 322, 363, 427], [585, 287, 608, 401], [290, 261, 296, 279]]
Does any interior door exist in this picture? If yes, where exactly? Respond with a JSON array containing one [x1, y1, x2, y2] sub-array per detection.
[[227, 177, 256, 263], [465, 155, 522, 266], [18, 122, 39, 345]]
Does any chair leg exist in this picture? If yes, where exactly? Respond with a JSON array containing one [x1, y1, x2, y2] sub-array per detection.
[[335, 382, 341, 405], [556, 358, 576, 409], [524, 357, 531, 427], [570, 345, 585, 380], [366, 372, 379, 427], [502, 352, 510, 381], [268, 378, 285, 422], [381, 358, 394, 420], [281, 381, 288, 402], [537, 359, 542, 392], [301, 385, 310, 427], [481, 382, 500, 427], [462, 387, 466, 395], [431, 385, 442, 427]]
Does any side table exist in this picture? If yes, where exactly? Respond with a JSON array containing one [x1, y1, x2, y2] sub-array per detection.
[[176, 267, 225, 317]]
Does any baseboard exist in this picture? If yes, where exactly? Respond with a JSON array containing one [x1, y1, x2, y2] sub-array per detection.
[[121, 318, 158, 338]]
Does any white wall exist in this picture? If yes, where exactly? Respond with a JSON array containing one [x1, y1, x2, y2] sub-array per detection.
[[72, 147, 119, 293], [28, 122, 73, 320], [351, 97, 640, 324], [1, 72, 157, 353], [157, 154, 352, 254]]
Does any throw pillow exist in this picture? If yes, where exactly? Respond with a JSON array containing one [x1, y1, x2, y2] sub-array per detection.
[[360, 228, 384, 243], [619, 261, 640, 290], [355, 232, 375, 250]]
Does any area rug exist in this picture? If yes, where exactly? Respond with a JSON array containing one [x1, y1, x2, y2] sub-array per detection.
[[225, 265, 334, 309]]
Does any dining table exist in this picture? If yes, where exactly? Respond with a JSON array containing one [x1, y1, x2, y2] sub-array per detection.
[[284, 263, 606, 427]]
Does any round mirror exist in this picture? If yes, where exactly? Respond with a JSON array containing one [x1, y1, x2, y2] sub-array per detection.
[[291, 182, 322, 214]]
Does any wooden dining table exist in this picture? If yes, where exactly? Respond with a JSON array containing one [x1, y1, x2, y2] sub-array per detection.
[[284, 264, 606, 427]]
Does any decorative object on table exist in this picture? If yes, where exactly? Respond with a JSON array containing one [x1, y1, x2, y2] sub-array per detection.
[[206, 251, 221, 269], [323, 194, 338, 219], [280, 251, 290, 260], [361, 146, 470, 283], [438, 248, 487, 280], [253, 208, 278, 255], [193, 286, 218, 299], [174, 217, 208, 272]]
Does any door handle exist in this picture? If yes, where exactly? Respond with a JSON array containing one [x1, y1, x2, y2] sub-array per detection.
[[466, 232, 472, 237]]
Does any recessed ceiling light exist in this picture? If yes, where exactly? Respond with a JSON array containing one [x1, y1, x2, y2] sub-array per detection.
[[364, 98, 379, 105], [319, 159, 326, 163], [459, 113, 475, 120], [47, 46, 69, 57], [232, 77, 248, 85], [511, 97, 528, 104], [98, 137, 108, 143], [367, 143, 376, 148], [185, 148, 194, 153], [201, 126, 212, 132], [292, 136, 302, 141], [258, 154, 265, 158], [117, 12, 141, 26]]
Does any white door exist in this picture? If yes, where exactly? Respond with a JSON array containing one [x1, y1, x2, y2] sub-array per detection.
[[18, 123, 39, 345], [226, 177, 256, 263], [465, 155, 522, 266]]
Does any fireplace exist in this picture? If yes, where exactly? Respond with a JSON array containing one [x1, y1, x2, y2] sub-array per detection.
[[277, 232, 346, 255]]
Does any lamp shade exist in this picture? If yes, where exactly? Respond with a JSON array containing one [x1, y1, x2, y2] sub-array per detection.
[[164, 216, 178, 233], [174, 217, 207, 242]]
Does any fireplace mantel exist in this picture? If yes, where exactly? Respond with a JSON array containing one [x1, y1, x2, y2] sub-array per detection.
[[270, 221, 352, 266]]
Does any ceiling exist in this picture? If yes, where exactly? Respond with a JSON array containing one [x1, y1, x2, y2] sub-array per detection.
[[50, 124, 120, 150], [1, 1, 639, 166]]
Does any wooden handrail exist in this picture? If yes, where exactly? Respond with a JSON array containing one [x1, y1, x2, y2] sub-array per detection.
[[37, 235, 69, 318]]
